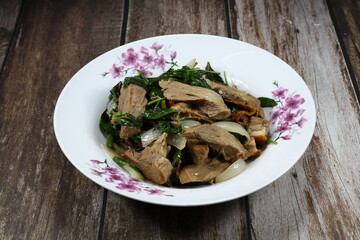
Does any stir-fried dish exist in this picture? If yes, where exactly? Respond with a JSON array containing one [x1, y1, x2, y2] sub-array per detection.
[[100, 60, 275, 186]]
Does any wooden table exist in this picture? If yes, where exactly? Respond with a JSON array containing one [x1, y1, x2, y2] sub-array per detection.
[[1, 0, 359, 239]]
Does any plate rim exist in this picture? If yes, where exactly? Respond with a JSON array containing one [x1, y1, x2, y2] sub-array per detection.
[[54, 34, 316, 206]]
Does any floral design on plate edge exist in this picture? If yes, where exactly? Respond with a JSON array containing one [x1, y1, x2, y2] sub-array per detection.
[[103, 42, 177, 78], [90, 159, 173, 196], [270, 81, 307, 141]]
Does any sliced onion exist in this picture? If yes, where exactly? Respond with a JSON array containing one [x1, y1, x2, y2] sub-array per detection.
[[106, 100, 117, 115], [212, 121, 250, 141], [186, 58, 197, 69], [140, 127, 162, 147], [181, 120, 201, 130], [101, 144, 145, 181], [119, 164, 145, 181], [167, 133, 186, 150], [215, 159, 247, 183]]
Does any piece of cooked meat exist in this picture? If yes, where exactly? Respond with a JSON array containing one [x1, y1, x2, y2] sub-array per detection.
[[123, 133, 172, 184], [179, 159, 231, 184], [208, 81, 264, 118], [232, 110, 252, 128], [247, 117, 270, 145], [170, 102, 212, 123], [117, 84, 148, 139], [186, 139, 210, 165], [244, 137, 261, 157], [180, 124, 250, 161], [159, 80, 231, 120]]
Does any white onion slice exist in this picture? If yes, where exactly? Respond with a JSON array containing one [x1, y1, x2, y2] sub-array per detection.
[[212, 121, 250, 141], [215, 159, 247, 183], [186, 58, 197, 69], [101, 144, 145, 181], [166, 133, 186, 150], [181, 120, 201, 130], [106, 100, 117, 115], [140, 127, 162, 147]]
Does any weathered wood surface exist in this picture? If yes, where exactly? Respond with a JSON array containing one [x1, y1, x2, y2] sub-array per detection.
[[102, 1, 249, 239], [229, 0, 360, 239], [0, 0, 21, 70], [327, 0, 360, 92], [0, 0, 123, 239], [0, 0, 359, 239]]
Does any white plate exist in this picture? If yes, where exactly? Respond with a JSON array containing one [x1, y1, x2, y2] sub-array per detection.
[[54, 34, 316, 206]]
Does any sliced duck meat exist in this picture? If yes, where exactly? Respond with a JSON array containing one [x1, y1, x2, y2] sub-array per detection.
[[244, 137, 261, 157], [186, 139, 210, 165], [247, 117, 270, 145], [179, 159, 231, 184], [208, 81, 264, 118], [117, 83, 148, 139], [180, 124, 250, 161], [232, 110, 252, 128], [170, 102, 212, 123], [159, 80, 231, 120], [123, 133, 172, 184]]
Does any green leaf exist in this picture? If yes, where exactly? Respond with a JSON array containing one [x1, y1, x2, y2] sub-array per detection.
[[204, 62, 225, 84], [123, 75, 148, 90], [170, 149, 182, 185], [172, 149, 182, 167], [99, 111, 117, 136], [147, 77, 164, 97], [159, 66, 212, 89], [109, 81, 123, 100], [112, 112, 143, 128], [155, 120, 182, 134], [267, 139, 278, 145], [106, 135, 114, 147], [142, 108, 178, 119], [258, 97, 278, 107], [231, 132, 248, 144], [112, 156, 142, 173], [147, 97, 165, 106]]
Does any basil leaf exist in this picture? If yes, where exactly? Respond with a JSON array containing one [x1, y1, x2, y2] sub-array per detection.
[[112, 112, 143, 128], [159, 66, 211, 89], [155, 120, 182, 134], [258, 97, 278, 107], [99, 111, 117, 136], [204, 62, 225, 84], [231, 132, 248, 144], [172, 149, 182, 167], [123, 75, 148, 90], [147, 78, 164, 97], [142, 108, 178, 120], [109, 81, 123, 100]]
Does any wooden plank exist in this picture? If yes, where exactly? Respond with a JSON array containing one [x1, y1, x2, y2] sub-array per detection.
[[327, 0, 360, 95], [102, 1, 249, 239], [0, 0, 124, 239], [0, 0, 22, 70], [228, 0, 360, 239]]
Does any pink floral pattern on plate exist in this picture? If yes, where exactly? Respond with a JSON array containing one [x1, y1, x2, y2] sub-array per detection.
[[103, 42, 177, 78], [89, 159, 173, 196], [270, 81, 307, 141]]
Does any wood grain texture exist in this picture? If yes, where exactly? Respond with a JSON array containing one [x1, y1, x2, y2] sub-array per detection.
[[102, 1, 249, 240], [229, 0, 360, 239], [125, 0, 228, 42], [327, 0, 360, 97], [0, 0, 123, 239], [0, 0, 22, 70]]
